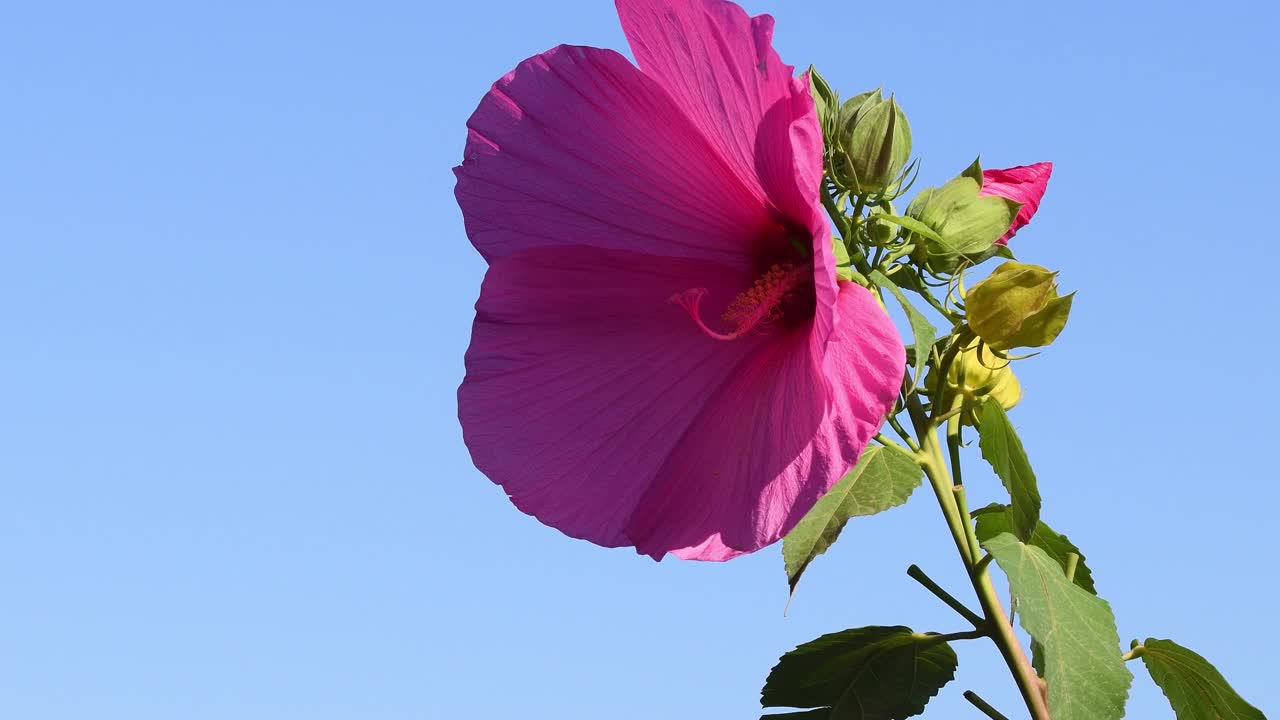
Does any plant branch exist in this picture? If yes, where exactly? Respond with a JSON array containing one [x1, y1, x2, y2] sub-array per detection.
[[964, 690, 1012, 720], [926, 628, 988, 644], [911, 407, 1050, 720], [886, 413, 920, 451], [907, 565, 985, 628], [874, 433, 907, 451]]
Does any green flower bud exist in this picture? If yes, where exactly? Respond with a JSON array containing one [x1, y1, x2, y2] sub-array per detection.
[[904, 160, 1020, 274], [867, 206, 897, 246], [965, 262, 1075, 350], [829, 90, 912, 196]]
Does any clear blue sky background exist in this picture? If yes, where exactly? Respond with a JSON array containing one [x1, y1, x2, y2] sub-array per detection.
[[2, 1, 1276, 718]]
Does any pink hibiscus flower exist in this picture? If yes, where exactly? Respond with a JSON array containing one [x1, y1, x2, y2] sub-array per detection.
[[453, 0, 904, 561], [981, 162, 1053, 244]]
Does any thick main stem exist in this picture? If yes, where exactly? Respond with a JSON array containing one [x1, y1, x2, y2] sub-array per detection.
[[909, 402, 1050, 720]]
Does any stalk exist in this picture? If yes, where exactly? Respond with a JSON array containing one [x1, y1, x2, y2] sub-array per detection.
[[827, 183, 1050, 718], [910, 410, 1051, 720]]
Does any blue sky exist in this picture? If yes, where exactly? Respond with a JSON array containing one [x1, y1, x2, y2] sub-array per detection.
[[2, 1, 1276, 718]]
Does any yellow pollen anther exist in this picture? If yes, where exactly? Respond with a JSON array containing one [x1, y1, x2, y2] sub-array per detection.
[[672, 262, 810, 342]]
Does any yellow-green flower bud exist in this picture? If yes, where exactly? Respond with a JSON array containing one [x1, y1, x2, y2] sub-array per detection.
[[966, 262, 1074, 350], [947, 346, 1022, 411]]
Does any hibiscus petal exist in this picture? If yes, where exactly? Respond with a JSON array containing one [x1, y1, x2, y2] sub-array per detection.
[[614, 0, 835, 344], [455, 44, 778, 265], [981, 162, 1053, 244], [634, 283, 905, 560], [615, 0, 820, 213], [459, 245, 769, 552]]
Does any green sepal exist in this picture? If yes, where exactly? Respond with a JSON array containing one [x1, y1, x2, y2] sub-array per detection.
[[760, 626, 957, 719], [1006, 293, 1073, 349], [809, 66, 839, 138], [837, 89, 882, 138], [966, 262, 1074, 350], [904, 170, 1020, 273]]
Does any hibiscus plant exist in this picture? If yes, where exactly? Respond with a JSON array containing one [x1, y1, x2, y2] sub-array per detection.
[[452, 1, 1262, 718]]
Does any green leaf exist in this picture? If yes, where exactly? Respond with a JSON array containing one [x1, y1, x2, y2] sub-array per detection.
[[832, 237, 853, 281], [1139, 638, 1264, 720], [972, 504, 1096, 595], [960, 156, 984, 184], [870, 270, 937, 385], [984, 534, 1133, 720], [977, 399, 1041, 541], [761, 626, 957, 719], [904, 332, 950, 370], [872, 213, 943, 243], [783, 445, 922, 596]]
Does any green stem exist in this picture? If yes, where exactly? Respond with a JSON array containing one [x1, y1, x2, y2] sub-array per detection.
[[879, 244, 915, 268], [964, 690, 1012, 720], [912, 415, 1050, 720], [916, 414, 973, 565], [952, 486, 982, 561], [913, 282, 961, 322], [931, 405, 964, 425], [1064, 552, 1080, 583], [973, 552, 994, 577], [927, 628, 988, 644], [886, 414, 920, 452], [820, 188, 851, 237], [874, 433, 907, 451], [907, 565, 985, 628], [820, 190, 874, 277], [850, 196, 867, 225]]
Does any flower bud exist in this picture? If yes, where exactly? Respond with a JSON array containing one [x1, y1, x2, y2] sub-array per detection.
[[904, 161, 1021, 274], [965, 262, 1074, 350], [947, 345, 1022, 412], [829, 90, 912, 196], [867, 205, 897, 246]]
